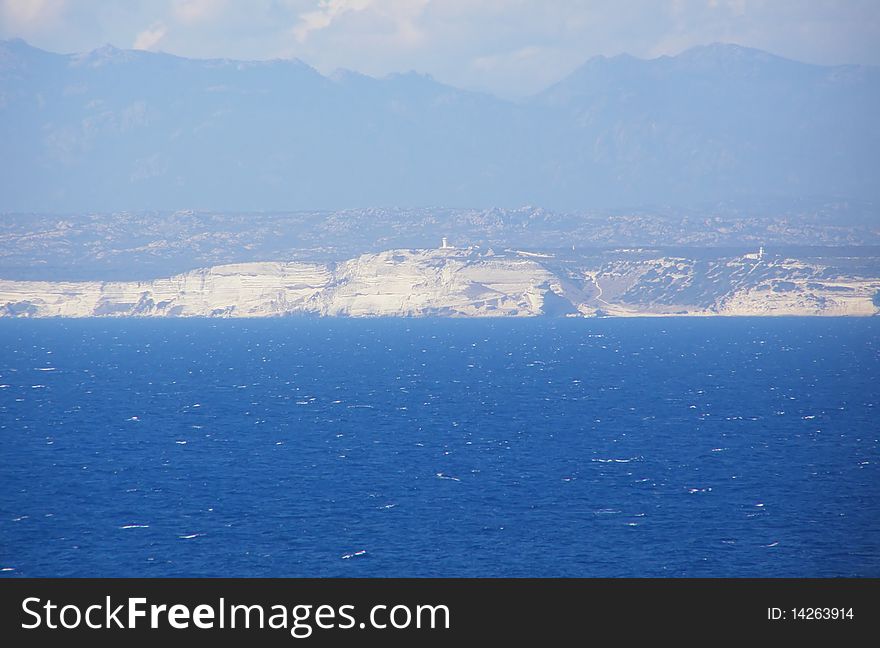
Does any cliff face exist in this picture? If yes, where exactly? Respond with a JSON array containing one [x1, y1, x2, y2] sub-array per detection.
[[580, 257, 880, 317], [0, 248, 878, 318], [0, 250, 562, 318], [319, 250, 557, 317], [0, 261, 333, 318]]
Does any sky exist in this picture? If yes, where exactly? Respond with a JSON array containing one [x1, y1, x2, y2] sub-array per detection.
[[2, 0, 879, 97]]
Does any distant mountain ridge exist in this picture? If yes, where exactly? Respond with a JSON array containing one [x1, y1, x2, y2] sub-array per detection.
[[1, 39, 878, 212]]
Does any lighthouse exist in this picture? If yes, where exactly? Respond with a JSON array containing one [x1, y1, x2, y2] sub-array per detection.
[[440, 237, 451, 249]]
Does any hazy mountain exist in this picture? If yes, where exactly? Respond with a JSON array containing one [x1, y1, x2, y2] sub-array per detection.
[[1, 39, 877, 212], [532, 44, 880, 207]]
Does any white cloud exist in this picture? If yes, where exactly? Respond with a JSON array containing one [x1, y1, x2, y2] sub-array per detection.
[[471, 45, 542, 72], [292, 0, 373, 43], [0, 0, 66, 28], [133, 22, 168, 50], [173, 0, 227, 24]]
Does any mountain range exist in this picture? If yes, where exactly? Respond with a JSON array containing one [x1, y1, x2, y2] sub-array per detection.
[[1, 39, 878, 212]]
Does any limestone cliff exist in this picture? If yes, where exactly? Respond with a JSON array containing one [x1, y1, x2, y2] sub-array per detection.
[[0, 248, 877, 318]]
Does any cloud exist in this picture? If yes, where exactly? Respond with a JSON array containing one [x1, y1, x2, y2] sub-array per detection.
[[287, 0, 429, 64], [292, 0, 373, 43], [0, 0, 66, 28], [173, 0, 227, 24], [471, 46, 543, 73], [133, 22, 168, 50]]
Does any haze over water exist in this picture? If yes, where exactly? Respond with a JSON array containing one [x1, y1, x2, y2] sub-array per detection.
[[1, 317, 877, 577]]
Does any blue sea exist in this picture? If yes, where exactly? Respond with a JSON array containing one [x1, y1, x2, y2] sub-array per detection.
[[0, 318, 878, 577]]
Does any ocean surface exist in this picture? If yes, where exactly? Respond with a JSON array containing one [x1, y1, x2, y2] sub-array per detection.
[[0, 317, 878, 577]]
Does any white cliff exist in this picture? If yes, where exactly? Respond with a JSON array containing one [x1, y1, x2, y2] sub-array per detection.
[[0, 248, 878, 318], [0, 249, 561, 318], [0, 261, 332, 317]]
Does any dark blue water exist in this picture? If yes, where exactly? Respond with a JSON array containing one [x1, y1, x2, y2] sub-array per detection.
[[1, 318, 878, 577]]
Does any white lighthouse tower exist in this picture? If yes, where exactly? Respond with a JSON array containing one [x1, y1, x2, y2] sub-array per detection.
[[440, 237, 451, 249]]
